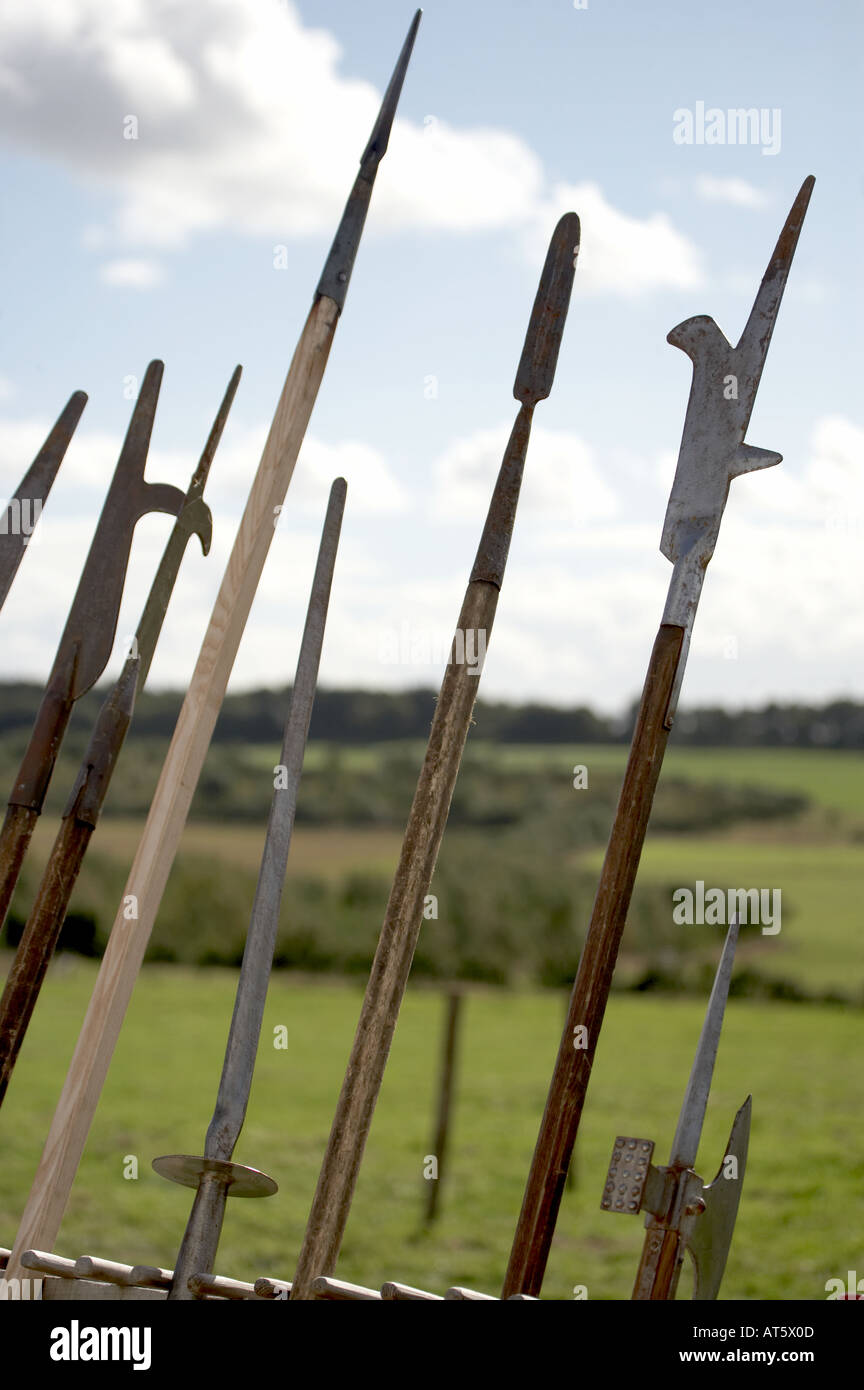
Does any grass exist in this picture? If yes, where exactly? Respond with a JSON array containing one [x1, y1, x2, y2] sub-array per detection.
[[0, 962, 860, 1301]]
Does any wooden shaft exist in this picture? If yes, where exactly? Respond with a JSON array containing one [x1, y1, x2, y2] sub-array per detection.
[[424, 988, 463, 1224], [0, 817, 92, 1107], [0, 804, 37, 936], [632, 1223, 684, 1301], [290, 581, 499, 1299], [5, 295, 339, 1286], [502, 623, 684, 1298]]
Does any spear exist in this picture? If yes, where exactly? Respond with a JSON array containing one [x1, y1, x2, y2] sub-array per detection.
[[502, 175, 815, 1299], [153, 478, 346, 1300], [599, 918, 751, 1300], [0, 368, 240, 1108], [0, 390, 87, 615], [0, 360, 185, 935], [6, 12, 420, 1286], [290, 210, 581, 1300]]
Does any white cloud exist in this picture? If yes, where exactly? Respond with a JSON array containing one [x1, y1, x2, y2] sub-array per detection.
[[431, 422, 619, 524], [99, 257, 164, 288], [530, 183, 704, 294], [694, 175, 770, 208], [0, 0, 700, 294]]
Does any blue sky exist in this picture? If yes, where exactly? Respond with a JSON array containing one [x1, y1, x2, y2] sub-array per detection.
[[0, 0, 861, 711]]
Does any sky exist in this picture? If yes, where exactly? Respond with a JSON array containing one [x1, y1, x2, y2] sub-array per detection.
[[0, 0, 861, 713]]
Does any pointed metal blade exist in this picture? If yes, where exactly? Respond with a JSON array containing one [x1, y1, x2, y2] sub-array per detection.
[[359, 9, 422, 169], [734, 176, 815, 430], [687, 1096, 752, 1300], [514, 212, 580, 406], [0, 390, 87, 614], [669, 916, 740, 1170], [316, 11, 422, 311]]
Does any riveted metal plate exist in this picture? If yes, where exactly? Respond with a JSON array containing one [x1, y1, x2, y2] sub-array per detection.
[[600, 1136, 655, 1214]]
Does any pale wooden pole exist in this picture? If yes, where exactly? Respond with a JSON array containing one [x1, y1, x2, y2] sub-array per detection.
[[5, 12, 421, 1285]]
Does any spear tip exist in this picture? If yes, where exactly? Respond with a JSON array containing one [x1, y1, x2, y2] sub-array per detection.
[[316, 12, 422, 310], [513, 210, 580, 406], [359, 9, 423, 169]]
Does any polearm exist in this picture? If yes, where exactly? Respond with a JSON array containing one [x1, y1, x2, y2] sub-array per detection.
[[0, 368, 240, 1109], [599, 918, 751, 1300], [6, 12, 420, 1287], [290, 210, 581, 1300], [0, 360, 185, 934], [0, 390, 87, 614], [154, 478, 345, 1300], [502, 175, 814, 1299]]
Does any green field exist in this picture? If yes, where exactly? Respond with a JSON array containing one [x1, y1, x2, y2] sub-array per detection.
[[0, 963, 861, 1301], [0, 743, 860, 1299]]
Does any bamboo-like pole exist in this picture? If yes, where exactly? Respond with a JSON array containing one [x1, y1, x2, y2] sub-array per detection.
[[5, 14, 421, 1286]]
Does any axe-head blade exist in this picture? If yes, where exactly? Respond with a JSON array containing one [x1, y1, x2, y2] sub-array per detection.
[[659, 178, 814, 569], [686, 1095, 752, 1300]]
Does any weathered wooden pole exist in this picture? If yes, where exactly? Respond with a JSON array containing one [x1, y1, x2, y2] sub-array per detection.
[[290, 210, 580, 1299], [5, 12, 420, 1286], [502, 176, 814, 1299]]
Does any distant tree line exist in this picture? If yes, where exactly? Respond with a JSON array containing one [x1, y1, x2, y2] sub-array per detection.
[[0, 682, 861, 748]]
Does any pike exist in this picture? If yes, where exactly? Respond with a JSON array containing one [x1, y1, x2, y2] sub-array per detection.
[[154, 479, 346, 1300], [0, 368, 240, 1109], [290, 210, 581, 1300], [0, 360, 185, 935], [600, 918, 750, 1300], [0, 390, 87, 614], [6, 12, 420, 1286], [502, 175, 814, 1298]]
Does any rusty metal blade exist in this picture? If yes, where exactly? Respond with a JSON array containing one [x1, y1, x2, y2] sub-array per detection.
[[316, 11, 422, 310], [134, 365, 241, 690], [514, 212, 580, 406], [687, 1096, 752, 1300], [733, 175, 815, 425], [669, 916, 740, 1170], [660, 177, 814, 573], [0, 390, 87, 614], [470, 214, 580, 589], [55, 361, 185, 700]]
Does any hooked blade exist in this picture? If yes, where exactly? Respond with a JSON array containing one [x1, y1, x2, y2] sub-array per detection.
[[0, 390, 87, 614], [55, 361, 185, 700], [316, 10, 422, 310], [687, 1096, 752, 1300], [514, 212, 581, 406], [660, 176, 814, 568], [669, 916, 740, 1170], [134, 365, 241, 690]]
